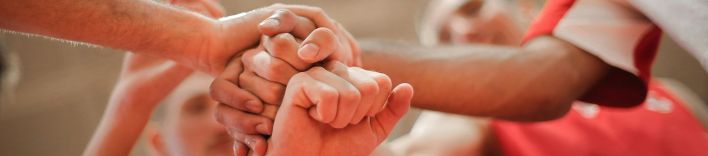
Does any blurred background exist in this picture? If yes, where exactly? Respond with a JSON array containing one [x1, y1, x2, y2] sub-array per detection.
[[0, 0, 705, 155]]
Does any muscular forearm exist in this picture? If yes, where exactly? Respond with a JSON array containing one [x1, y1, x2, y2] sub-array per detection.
[[0, 0, 218, 65], [361, 37, 609, 121]]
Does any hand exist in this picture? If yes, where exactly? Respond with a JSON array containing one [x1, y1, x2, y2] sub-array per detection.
[[111, 0, 222, 110], [209, 5, 365, 155], [266, 68, 414, 156], [189, 3, 354, 75]]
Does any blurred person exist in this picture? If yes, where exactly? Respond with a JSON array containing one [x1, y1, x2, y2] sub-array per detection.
[[389, 0, 707, 156], [84, 1, 233, 155], [83, 1, 409, 156], [217, 0, 708, 155]]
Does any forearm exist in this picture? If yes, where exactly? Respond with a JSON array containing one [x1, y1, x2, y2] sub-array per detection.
[[83, 99, 154, 156], [361, 37, 609, 121], [0, 0, 218, 65], [84, 64, 193, 156]]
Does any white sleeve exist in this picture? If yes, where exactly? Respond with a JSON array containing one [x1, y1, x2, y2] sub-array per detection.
[[553, 0, 656, 75], [628, 0, 708, 73]]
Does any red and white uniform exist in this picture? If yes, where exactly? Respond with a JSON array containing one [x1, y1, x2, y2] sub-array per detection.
[[492, 0, 708, 155]]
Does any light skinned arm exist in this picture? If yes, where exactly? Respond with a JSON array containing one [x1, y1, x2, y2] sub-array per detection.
[[83, 1, 222, 155], [0, 0, 221, 71], [0, 1, 328, 75], [360, 36, 610, 121], [83, 54, 193, 156]]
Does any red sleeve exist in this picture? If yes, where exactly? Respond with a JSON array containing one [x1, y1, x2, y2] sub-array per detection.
[[522, 0, 661, 107]]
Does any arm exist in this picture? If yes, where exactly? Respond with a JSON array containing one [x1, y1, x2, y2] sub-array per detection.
[[83, 54, 193, 156], [0, 0, 218, 67], [0, 1, 318, 75], [361, 36, 610, 121], [83, 1, 222, 155]]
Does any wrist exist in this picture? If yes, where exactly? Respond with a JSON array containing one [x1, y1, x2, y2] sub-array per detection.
[[171, 17, 224, 75]]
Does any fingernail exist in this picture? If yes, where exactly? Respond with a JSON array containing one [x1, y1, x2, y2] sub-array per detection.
[[246, 100, 263, 113], [256, 123, 271, 135], [259, 18, 280, 28], [298, 43, 320, 60]]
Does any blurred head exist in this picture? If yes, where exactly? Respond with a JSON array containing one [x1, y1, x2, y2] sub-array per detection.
[[146, 73, 232, 156], [420, 0, 540, 46], [0, 42, 20, 106]]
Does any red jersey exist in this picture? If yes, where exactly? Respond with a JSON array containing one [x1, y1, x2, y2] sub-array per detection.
[[492, 0, 708, 155]]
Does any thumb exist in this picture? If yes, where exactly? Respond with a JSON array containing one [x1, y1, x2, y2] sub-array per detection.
[[297, 28, 338, 64], [372, 83, 413, 140]]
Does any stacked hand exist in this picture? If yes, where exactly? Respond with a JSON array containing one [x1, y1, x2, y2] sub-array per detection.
[[208, 6, 414, 156]]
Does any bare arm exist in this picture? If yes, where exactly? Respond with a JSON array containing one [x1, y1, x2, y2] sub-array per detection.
[[0, 0, 218, 63], [83, 55, 193, 156], [83, 1, 224, 155], [361, 36, 610, 121], [0, 0, 314, 75]]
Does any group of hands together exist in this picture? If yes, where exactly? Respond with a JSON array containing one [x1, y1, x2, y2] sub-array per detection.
[[120, 1, 414, 156]]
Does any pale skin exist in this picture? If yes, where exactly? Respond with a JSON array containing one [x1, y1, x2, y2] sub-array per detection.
[[84, 0, 222, 155], [79, 2, 395, 156], [0, 0, 337, 75], [214, 5, 614, 156]]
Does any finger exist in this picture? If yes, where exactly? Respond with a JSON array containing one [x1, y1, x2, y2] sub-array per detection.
[[323, 62, 378, 125], [271, 4, 338, 30], [364, 70, 393, 116], [287, 72, 339, 123], [210, 57, 265, 113], [343, 67, 379, 124], [238, 69, 285, 105], [230, 132, 267, 156], [298, 28, 338, 64], [307, 66, 361, 128], [260, 104, 279, 120], [210, 78, 264, 113], [372, 83, 414, 142], [233, 141, 249, 156], [337, 22, 362, 66], [242, 47, 299, 85], [216, 104, 273, 135], [258, 9, 316, 39], [263, 33, 310, 70]]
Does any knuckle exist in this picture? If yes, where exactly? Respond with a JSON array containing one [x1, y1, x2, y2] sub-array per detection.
[[308, 66, 326, 74], [357, 80, 379, 96], [265, 85, 285, 102], [289, 72, 308, 83], [321, 87, 340, 102], [373, 74, 392, 90], [268, 59, 287, 72], [341, 88, 361, 104]]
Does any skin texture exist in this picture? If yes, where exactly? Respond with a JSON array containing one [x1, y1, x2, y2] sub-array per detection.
[[0, 0, 337, 75], [209, 9, 366, 156], [84, 1, 228, 155], [222, 3, 612, 155], [266, 69, 414, 156], [360, 37, 608, 121]]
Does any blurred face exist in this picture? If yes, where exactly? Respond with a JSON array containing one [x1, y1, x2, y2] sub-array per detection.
[[434, 0, 523, 45], [161, 92, 232, 156]]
